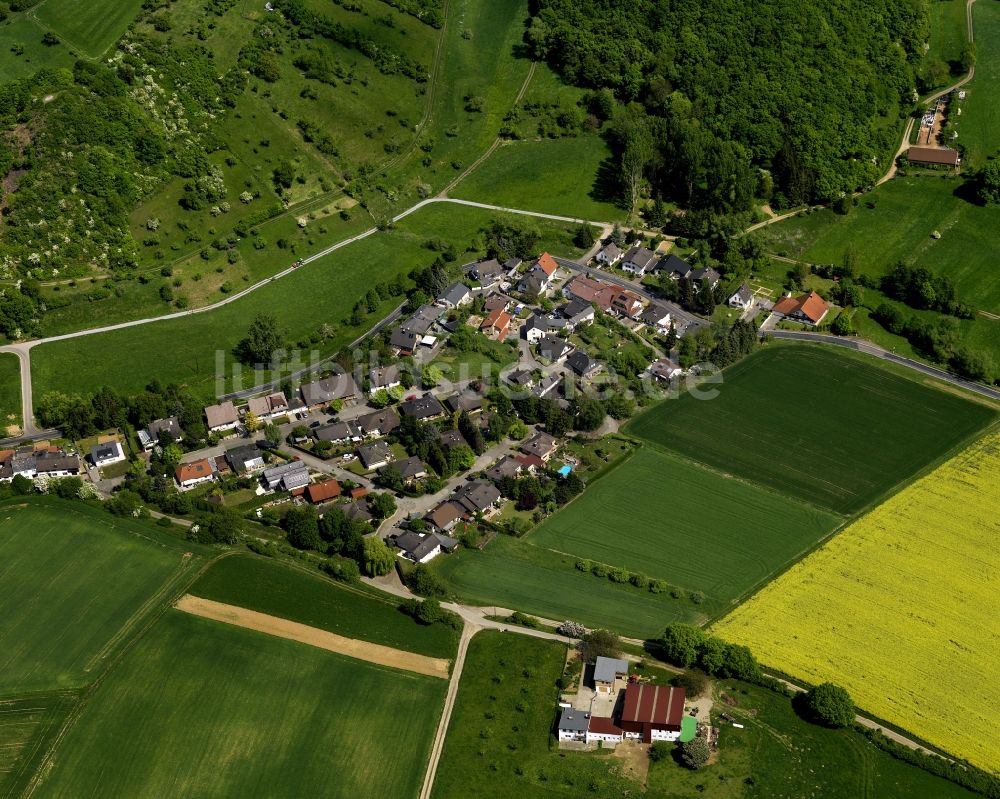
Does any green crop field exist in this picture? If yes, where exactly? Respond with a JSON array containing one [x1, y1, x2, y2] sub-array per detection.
[[0, 353, 21, 433], [625, 345, 997, 515], [431, 535, 695, 637], [34, 0, 145, 57], [190, 555, 458, 659], [924, 0, 970, 72], [0, 690, 79, 799], [34, 610, 444, 799], [31, 203, 585, 399], [766, 177, 1000, 315], [529, 447, 841, 615], [0, 499, 203, 693], [957, 0, 1000, 168], [452, 135, 622, 221]]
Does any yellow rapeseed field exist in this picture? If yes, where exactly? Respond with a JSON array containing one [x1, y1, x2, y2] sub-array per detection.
[[714, 430, 1000, 773]]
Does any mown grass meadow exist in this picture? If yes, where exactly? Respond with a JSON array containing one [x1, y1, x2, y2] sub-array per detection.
[[714, 429, 1000, 774]]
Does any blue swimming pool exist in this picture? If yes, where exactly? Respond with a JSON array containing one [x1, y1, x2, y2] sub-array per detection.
[[558, 464, 573, 477]]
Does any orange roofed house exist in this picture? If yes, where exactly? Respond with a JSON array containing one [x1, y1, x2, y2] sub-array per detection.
[[480, 308, 513, 341], [771, 290, 829, 326], [175, 458, 216, 490], [305, 478, 341, 504], [517, 252, 559, 296]]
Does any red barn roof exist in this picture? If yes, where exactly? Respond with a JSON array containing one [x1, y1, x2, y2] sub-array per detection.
[[621, 684, 685, 729]]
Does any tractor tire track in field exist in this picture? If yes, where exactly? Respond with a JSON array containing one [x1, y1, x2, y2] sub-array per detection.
[[174, 594, 451, 679]]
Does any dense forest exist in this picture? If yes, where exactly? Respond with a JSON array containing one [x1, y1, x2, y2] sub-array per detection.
[[527, 0, 930, 211]]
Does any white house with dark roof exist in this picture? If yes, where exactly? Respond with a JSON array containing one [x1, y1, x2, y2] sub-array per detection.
[[140, 416, 182, 450], [595, 241, 623, 268], [621, 245, 658, 276], [728, 283, 754, 310], [90, 441, 126, 468], [369, 365, 402, 396], [593, 656, 629, 694], [438, 282, 473, 309]]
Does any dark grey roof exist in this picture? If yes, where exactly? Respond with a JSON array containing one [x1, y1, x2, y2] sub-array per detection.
[[393, 531, 440, 561], [399, 394, 444, 420], [623, 244, 657, 270], [659, 254, 692, 278], [505, 369, 535, 387], [536, 334, 573, 362], [444, 392, 483, 414], [559, 708, 590, 733], [395, 455, 427, 480], [641, 304, 670, 325], [730, 283, 753, 304], [90, 442, 122, 462], [452, 479, 501, 513], [358, 440, 392, 468], [598, 241, 623, 260], [356, 407, 400, 435], [439, 429, 468, 450], [400, 304, 443, 335], [314, 420, 361, 442], [532, 374, 561, 398], [225, 443, 263, 472], [567, 350, 600, 376], [35, 452, 79, 474], [345, 499, 374, 523], [147, 416, 181, 441], [518, 272, 546, 296], [390, 326, 420, 352], [466, 258, 503, 283], [485, 456, 522, 483], [593, 656, 629, 683], [439, 282, 472, 306], [369, 364, 401, 388], [301, 373, 360, 405], [521, 431, 557, 458], [561, 298, 593, 319]]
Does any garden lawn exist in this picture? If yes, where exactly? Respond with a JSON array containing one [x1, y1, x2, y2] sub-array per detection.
[[31, 203, 584, 400], [0, 499, 202, 693], [431, 535, 699, 638], [190, 554, 458, 659], [766, 177, 1000, 314], [529, 447, 840, 615], [34, 610, 444, 799], [714, 430, 1000, 775], [34, 0, 145, 57], [451, 135, 623, 221], [0, 352, 21, 431], [624, 345, 996, 515]]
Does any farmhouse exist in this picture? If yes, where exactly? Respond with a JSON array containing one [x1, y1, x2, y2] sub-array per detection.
[[262, 461, 310, 492], [225, 444, 265, 474], [204, 401, 239, 433], [175, 458, 215, 489], [557, 708, 591, 743], [305, 477, 341, 504], [772, 291, 830, 326], [593, 656, 629, 694], [438, 282, 473, 309], [89, 441, 125, 468], [620, 684, 686, 742], [621, 245, 658, 276], [300, 373, 360, 408], [907, 146, 960, 168], [139, 416, 182, 450], [728, 283, 754, 310], [246, 391, 289, 421], [358, 440, 393, 470], [399, 394, 445, 421]]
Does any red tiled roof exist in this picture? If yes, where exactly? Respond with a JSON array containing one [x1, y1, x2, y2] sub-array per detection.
[[771, 296, 799, 315], [176, 459, 213, 483], [514, 453, 545, 470], [349, 486, 369, 499], [0, 449, 13, 463], [798, 291, 829, 323], [588, 716, 623, 736], [621, 684, 685, 728], [535, 252, 558, 277], [306, 478, 341, 504]]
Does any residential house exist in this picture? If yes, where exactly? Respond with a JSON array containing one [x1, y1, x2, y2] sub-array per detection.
[[391, 531, 442, 564], [437, 282, 473, 309], [594, 241, 623, 268], [772, 291, 830, 326], [439, 429, 469, 452], [349, 486, 369, 500], [728, 283, 754, 310], [305, 477, 341, 504], [660, 254, 693, 281], [204, 401, 239, 433], [139, 416, 182, 450], [690, 266, 721, 289], [504, 369, 535, 390], [513, 453, 545, 472], [621, 244, 658, 276], [517, 252, 559, 296], [400, 304, 443, 336], [34, 451, 80, 479], [225, 443, 265, 474], [532, 374, 561, 399], [89, 441, 125, 468], [465, 258, 504, 290], [521, 314, 554, 344], [566, 350, 601, 378], [520, 431, 558, 462], [586, 716, 626, 745], [443, 391, 483, 415], [345, 499, 374, 524], [246, 391, 289, 421], [300, 373, 360, 408], [619, 684, 686, 743], [536, 334, 574, 364], [369, 365, 402, 396], [262, 461, 310, 492], [593, 656, 629, 695], [563, 275, 616, 312], [480, 308, 513, 341], [483, 293, 512, 314], [389, 326, 420, 356], [400, 394, 445, 421], [358, 440, 393, 470], [314, 420, 362, 443], [640, 304, 671, 334], [647, 358, 683, 382], [559, 298, 595, 329], [452, 479, 502, 516], [356, 407, 401, 437], [390, 455, 428, 485], [610, 289, 645, 320], [485, 455, 523, 484], [557, 708, 591, 743], [425, 501, 464, 532], [176, 458, 215, 490], [503, 257, 523, 276]]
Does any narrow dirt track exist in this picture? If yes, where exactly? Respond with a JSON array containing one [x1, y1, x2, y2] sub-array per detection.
[[175, 595, 450, 679]]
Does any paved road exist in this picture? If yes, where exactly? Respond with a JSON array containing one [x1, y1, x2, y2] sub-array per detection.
[[0, 346, 38, 437], [768, 330, 1000, 401]]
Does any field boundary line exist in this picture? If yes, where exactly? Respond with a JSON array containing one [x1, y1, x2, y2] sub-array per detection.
[[175, 594, 450, 679]]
